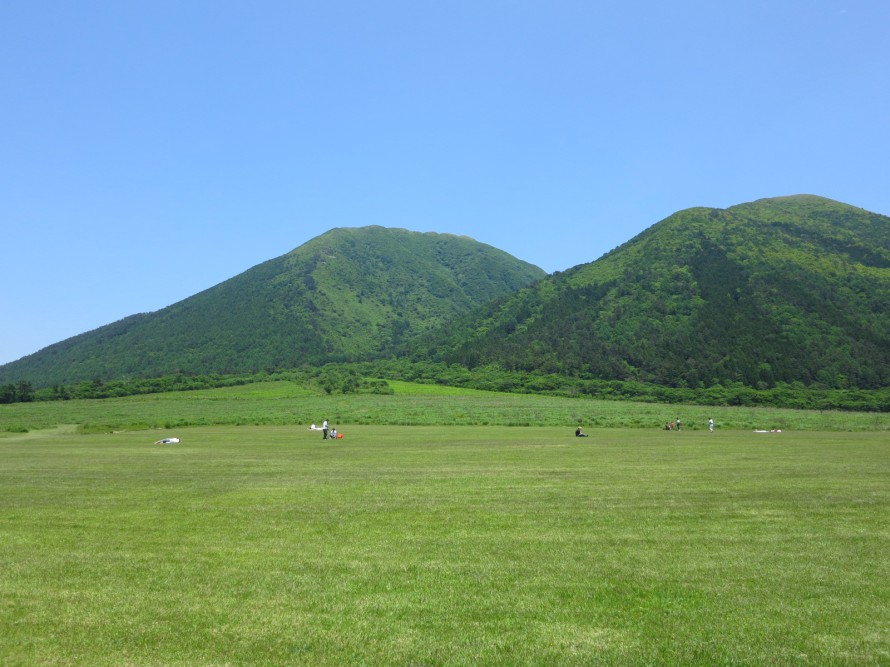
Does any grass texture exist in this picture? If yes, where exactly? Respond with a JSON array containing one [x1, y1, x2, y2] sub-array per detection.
[[1, 424, 888, 665], [2, 379, 887, 434]]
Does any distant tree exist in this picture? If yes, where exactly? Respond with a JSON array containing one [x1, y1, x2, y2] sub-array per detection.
[[0, 383, 16, 404], [15, 380, 35, 403]]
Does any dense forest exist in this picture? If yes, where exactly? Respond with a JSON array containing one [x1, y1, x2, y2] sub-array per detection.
[[420, 196, 889, 391]]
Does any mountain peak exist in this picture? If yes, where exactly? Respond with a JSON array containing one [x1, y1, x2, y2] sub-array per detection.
[[0, 227, 546, 386], [430, 196, 890, 390]]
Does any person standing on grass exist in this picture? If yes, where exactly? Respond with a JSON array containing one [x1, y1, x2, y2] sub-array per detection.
[[708, 418, 714, 432], [322, 419, 329, 440], [676, 417, 682, 431]]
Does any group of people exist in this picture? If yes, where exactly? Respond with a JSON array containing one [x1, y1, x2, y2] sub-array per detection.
[[576, 418, 716, 437], [663, 418, 715, 432], [311, 419, 723, 440]]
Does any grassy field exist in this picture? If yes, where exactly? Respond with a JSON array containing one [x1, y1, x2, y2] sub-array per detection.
[[1, 418, 888, 665], [1, 379, 888, 433]]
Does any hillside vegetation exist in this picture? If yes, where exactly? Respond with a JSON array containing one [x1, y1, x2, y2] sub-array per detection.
[[427, 196, 890, 390], [0, 227, 544, 386]]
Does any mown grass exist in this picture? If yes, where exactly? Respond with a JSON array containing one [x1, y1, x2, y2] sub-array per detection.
[[1, 423, 888, 665], [1, 379, 887, 434]]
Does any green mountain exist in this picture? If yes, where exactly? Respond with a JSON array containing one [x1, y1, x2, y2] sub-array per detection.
[[5, 196, 889, 395], [425, 196, 890, 390], [0, 227, 546, 387]]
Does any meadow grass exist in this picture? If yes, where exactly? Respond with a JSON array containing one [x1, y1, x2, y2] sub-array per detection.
[[1, 424, 888, 665], [1, 379, 887, 434]]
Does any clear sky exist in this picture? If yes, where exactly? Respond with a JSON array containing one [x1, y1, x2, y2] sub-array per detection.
[[2, 1, 888, 365]]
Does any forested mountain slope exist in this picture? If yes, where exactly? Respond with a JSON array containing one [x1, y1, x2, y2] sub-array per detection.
[[423, 196, 890, 389], [0, 227, 546, 387]]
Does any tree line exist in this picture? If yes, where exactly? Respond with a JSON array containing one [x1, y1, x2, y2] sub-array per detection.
[[1, 361, 887, 412]]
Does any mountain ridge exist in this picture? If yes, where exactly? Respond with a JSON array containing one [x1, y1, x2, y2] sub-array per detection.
[[0, 227, 546, 386], [424, 195, 890, 390], [3, 195, 888, 393]]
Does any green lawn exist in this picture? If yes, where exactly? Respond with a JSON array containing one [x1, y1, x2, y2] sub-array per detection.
[[1, 424, 888, 665]]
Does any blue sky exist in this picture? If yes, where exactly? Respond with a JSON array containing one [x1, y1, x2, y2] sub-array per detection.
[[2, 1, 888, 365]]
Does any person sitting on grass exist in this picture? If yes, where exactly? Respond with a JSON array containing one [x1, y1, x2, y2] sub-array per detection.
[[575, 426, 589, 437]]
